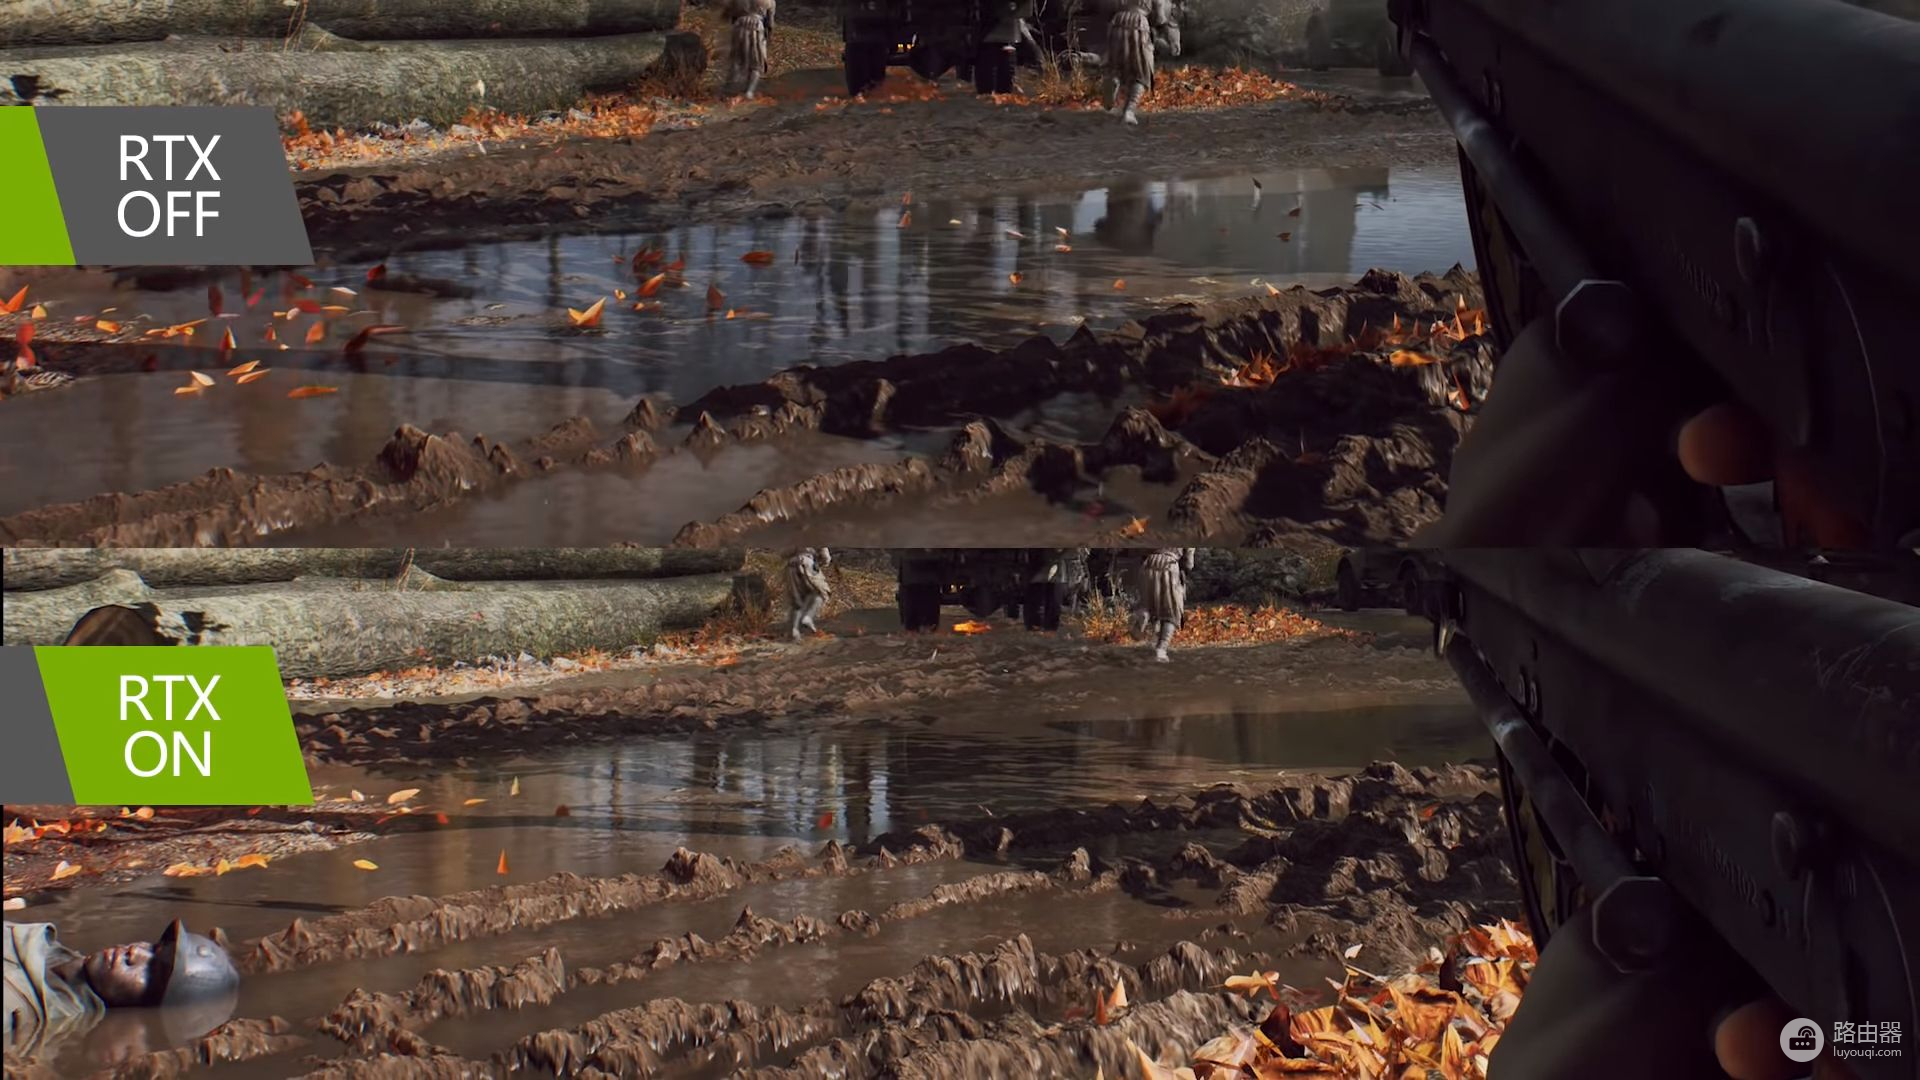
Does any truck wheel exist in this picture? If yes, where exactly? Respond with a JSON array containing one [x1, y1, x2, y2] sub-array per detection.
[[965, 586, 999, 619], [1304, 13, 1332, 71], [1375, 27, 1413, 77], [900, 583, 940, 631], [1398, 564, 1422, 616], [845, 42, 888, 97], [1335, 559, 1361, 612], [1024, 582, 1064, 630]]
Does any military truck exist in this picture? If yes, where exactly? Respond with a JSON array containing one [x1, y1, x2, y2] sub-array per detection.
[[1302, 0, 1412, 76], [1333, 549, 1435, 614], [841, 0, 1097, 97], [893, 548, 1120, 631]]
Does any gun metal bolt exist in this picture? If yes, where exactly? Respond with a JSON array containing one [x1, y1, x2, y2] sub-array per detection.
[[1733, 217, 1769, 286], [1771, 810, 1812, 880]]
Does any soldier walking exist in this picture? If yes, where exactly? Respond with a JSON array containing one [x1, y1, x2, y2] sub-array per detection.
[[1136, 547, 1194, 661], [1104, 0, 1180, 125], [786, 547, 831, 640], [723, 0, 776, 99]]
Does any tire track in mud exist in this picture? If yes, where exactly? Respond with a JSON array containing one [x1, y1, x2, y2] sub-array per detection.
[[88, 763, 1516, 1080], [2, 270, 1487, 549]]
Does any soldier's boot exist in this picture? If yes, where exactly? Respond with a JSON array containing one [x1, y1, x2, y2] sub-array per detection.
[[1121, 81, 1146, 125], [801, 595, 826, 634], [789, 610, 806, 640], [1153, 620, 1175, 661], [743, 70, 762, 99]]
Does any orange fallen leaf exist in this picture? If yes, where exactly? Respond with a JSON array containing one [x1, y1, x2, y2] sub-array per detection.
[[207, 284, 224, 315], [509, 777, 521, 796], [29, 303, 47, 319], [287, 385, 340, 399], [386, 787, 420, 805], [134, 806, 155, 820], [434, 812, 450, 825], [366, 263, 387, 282], [1266, 283, 1283, 296], [1008, 272, 1023, 285], [245, 288, 265, 309], [741, 250, 776, 265], [189, 370, 214, 387], [613, 288, 627, 300], [1121, 516, 1149, 536], [1113, 279, 1126, 290], [899, 210, 911, 228], [163, 862, 212, 877], [706, 283, 725, 311], [174, 385, 205, 396], [231, 853, 270, 869], [567, 298, 607, 327], [214, 858, 234, 876], [667, 256, 685, 272], [95, 319, 120, 333], [463, 797, 487, 806], [50, 860, 83, 881], [902, 191, 912, 205], [319, 304, 350, 314], [219, 326, 236, 352], [553, 804, 571, 817], [638, 272, 667, 297], [352, 859, 379, 871], [263, 324, 278, 342], [293, 298, 324, 314], [1278, 231, 1293, 241], [237, 369, 271, 384], [0, 285, 27, 313], [496, 850, 511, 875], [816, 810, 835, 829]]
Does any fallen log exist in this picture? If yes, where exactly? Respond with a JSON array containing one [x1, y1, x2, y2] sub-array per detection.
[[3, 574, 747, 678], [0, 34, 677, 129], [0, 0, 683, 49], [3, 548, 745, 592]]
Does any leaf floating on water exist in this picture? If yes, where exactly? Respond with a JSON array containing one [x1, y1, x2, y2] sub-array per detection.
[[293, 298, 323, 314], [189, 370, 215, 387], [567, 298, 606, 328], [219, 326, 237, 352], [50, 860, 82, 881], [287, 385, 340, 399], [343, 324, 406, 354], [706, 283, 726, 311], [509, 777, 521, 797], [496, 850, 511, 875], [816, 810, 834, 829], [463, 797, 487, 806], [173, 385, 205, 396], [386, 788, 420, 805], [237, 368, 271, 384], [638, 272, 667, 298], [741, 250, 776, 265], [352, 859, 379, 871], [613, 288, 627, 300], [1113, 279, 1126, 290], [1008, 272, 1023, 285]]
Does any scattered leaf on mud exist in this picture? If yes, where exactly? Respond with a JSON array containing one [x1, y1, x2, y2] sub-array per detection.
[[163, 862, 212, 877], [463, 797, 487, 806], [899, 211, 911, 228], [509, 777, 521, 796], [496, 850, 510, 875], [287, 386, 340, 399], [2, 898, 24, 911], [173, 385, 204, 396], [0, 286, 27, 313], [29, 303, 47, 319], [349, 789, 365, 802], [238, 369, 271, 384], [434, 812, 450, 825], [1005, 229, 1026, 239], [1121, 517, 1149, 536], [1113, 279, 1126, 290], [614, 288, 627, 300], [567, 298, 607, 327], [50, 860, 83, 881], [1109, 981, 1129, 1010], [741, 250, 776, 266], [95, 319, 120, 333], [304, 321, 327, 345], [293, 298, 324, 314], [1008, 272, 1024, 285], [330, 286, 357, 298], [231, 853, 270, 869], [352, 859, 379, 871], [1343, 943, 1364, 959], [386, 788, 421, 805], [214, 858, 234, 876], [134, 806, 155, 820], [902, 191, 912, 205], [189, 370, 215, 387], [228, 359, 260, 376]]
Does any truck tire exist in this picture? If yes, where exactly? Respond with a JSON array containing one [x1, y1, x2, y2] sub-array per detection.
[[1024, 582, 1064, 630], [1375, 27, 1413, 76], [1305, 12, 1332, 71], [1335, 559, 1361, 612], [845, 41, 888, 97], [900, 583, 941, 631]]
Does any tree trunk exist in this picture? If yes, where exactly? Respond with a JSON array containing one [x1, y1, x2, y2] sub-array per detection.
[[3, 574, 746, 678], [0, 0, 683, 48], [0, 34, 678, 129], [3, 548, 745, 592]]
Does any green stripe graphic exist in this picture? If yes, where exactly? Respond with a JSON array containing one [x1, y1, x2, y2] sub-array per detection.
[[0, 109, 76, 266]]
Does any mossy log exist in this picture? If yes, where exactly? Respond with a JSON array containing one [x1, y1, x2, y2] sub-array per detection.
[[3, 547, 746, 592], [0, 33, 683, 129], [3, 573, 746, 677], [0, 0, 683, 49]]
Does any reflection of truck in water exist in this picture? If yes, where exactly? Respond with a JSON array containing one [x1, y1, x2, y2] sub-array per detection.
[[1334, 549, 1435, 614], [1303, 0, 1412, 76], [840, 0, 1100, 97], [893, 548, 1142, 630]]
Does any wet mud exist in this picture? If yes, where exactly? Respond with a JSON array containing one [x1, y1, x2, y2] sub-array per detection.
[[2, 269, 1487, 548]]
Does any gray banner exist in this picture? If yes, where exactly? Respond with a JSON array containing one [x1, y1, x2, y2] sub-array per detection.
[[0, 647, 75, 804], [36, 106, 312, 266]]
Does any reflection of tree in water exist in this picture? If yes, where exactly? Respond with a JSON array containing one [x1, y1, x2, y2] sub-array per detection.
[[1094, 178, 1164, 255]]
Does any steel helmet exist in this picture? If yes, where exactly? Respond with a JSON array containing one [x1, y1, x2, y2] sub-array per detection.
[[146, 920, 239, 1007]]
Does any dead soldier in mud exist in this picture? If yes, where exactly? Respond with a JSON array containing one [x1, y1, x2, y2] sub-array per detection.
[[4, 920, 239, 1066], [723, 0, 777, 99], [1104, 0, 1181, 124]]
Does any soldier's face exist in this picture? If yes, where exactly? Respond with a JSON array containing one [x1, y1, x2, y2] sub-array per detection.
[[84, 941, 154, 1005]]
